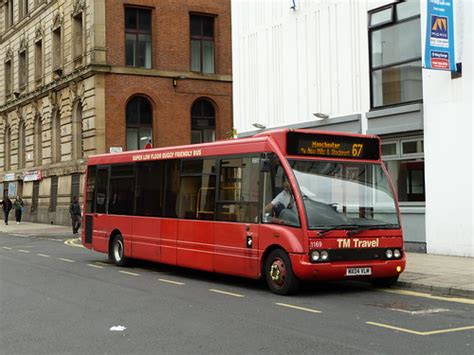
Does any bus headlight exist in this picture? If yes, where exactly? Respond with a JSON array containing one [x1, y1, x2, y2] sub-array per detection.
[[320, 250, 329, 261], [393, 249, 401, 259], [310, 251, 320, 262], [385, 249, 393, 259]]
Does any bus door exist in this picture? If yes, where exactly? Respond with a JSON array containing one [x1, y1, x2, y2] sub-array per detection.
[[176, 159, 216, 271], [213, 156, 260, 278], [90, 166, 110, 253]]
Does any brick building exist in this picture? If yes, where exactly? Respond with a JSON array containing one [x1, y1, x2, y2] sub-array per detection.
[[0, 0, 232, 225]]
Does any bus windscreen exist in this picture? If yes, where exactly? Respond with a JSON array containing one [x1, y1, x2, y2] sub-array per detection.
[[286, 132, 380, 160]]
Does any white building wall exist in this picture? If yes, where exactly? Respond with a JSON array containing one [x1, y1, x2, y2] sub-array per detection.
[[422, 0, 474, 256], [232, 0, 372, 134]]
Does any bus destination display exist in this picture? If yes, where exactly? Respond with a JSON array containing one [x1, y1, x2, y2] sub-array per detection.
[[287, 132, 380, 160]]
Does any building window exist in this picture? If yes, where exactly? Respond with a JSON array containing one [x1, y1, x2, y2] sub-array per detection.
[[35, 40, 43, 85], [5, 0, 13, 29], [19, 0, 29, 19], [19, 49, 27, 91], [52, 27, 62, 72], [31, 181, 39, 212], [51, 109, 61, 163], [125, 7, 152, 68], [49, 176, 58, 212], [4, 125, 11, 171], [18, 119, 25, 168], [126, 96, 152, 150], [34, 115, 42, 166], [190, 14, 215, 73], [73, 13, 83, 60], [72, 102, 83, 160], [4, 60, 12, 96], [382, 136, 425, 203], [191, 99, 215, 144], [369, 0, 422, 108], [71, 173, 81, 201]]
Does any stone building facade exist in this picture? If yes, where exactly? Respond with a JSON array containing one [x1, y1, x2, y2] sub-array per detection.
[[0, 0, 232, 225]]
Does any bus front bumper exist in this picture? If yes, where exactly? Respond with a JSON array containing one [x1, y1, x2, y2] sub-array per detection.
[[290, 253, 407, 281]]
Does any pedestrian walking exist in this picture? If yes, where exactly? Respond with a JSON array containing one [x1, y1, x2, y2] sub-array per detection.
[[13, 196, 24, 224], [69, 196, 82, 234], [1, 196, 13, 225]]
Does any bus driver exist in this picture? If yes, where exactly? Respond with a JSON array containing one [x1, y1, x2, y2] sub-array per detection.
[[264, 175, 298, 225]]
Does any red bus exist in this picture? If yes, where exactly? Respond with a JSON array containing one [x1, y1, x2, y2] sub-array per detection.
[[82, 129, 406, 295]]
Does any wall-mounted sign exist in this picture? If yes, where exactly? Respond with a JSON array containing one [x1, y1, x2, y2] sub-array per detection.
[[23, 170, 43, 182], [424, 0, 456, 71], [110, 147, 123, 153], [4, 173, 15, 181]]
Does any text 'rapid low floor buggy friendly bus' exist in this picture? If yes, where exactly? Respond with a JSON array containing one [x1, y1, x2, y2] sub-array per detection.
[[82, 129, 406, 295]]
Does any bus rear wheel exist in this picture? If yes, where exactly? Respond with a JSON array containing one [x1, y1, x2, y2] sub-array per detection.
[[264, 249, 299, 295], [111, 234, 128, 267], [371, 276, 399, 288]]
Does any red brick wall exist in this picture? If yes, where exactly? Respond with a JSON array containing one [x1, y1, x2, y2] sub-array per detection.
[[105, 75, 232, 149], [104, 0, 232, 151], [105, 0, 232, 74]]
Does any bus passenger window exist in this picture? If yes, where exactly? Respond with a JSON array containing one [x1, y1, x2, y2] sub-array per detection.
[[216, 156, 259, 223]]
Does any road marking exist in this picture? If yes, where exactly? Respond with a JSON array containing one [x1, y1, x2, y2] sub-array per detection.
[[12, 234, 27, 237], [119, 270, 140, 276], [366, 322, 474, 336], [96, 262, 110, 266], [209, 289, 245, 298], [18, 249, 30, 253], [389, 308, 449, 315], [64, 238, 85, 248], [88, 264, 104, 269], [58, 258, 75, 263], [382, 289, 474, 305], [2, 246, 12, 250], [276, 303, 322, 314], [158, 278, 185, 285], [37, 254, 50, 258]]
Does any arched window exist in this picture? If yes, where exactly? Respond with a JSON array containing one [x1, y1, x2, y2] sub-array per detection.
[[34, 115, 42, 166], [4, 125, 11, 171], [126, 96, 152, 150], [191, 99, 215, 144], [18, 119, 25, 168], [72, 102, 83, 160]]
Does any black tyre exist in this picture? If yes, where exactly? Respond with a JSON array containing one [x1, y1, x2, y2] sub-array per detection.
[[264, 249, 299, 295], [371, 276, 399, 288], [111, 234, 128, 267]]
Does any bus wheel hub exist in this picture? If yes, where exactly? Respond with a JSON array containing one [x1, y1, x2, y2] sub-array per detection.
[[270, 259, 286, 284]]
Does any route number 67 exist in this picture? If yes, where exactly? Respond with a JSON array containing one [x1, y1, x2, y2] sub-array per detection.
[[352, 144, 363, 157]]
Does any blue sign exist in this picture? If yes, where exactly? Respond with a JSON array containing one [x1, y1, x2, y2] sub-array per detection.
[[425, 0, 456, 71]]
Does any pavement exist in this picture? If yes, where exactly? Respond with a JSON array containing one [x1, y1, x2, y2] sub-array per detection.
[[1, 221, 473, 299]]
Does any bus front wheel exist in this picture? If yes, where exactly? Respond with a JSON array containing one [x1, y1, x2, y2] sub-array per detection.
[[264, 249, 299, 295], [111, 234, 128, 267]]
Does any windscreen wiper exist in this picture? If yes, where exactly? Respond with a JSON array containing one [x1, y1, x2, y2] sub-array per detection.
[[346, 224, 400, 236], [317, 224, 360, 237]]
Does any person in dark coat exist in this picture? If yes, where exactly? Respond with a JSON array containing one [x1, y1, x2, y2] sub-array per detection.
[[13, 196, 24, 224], [1, 196, 13, 225], [69, 196, 82, 234]]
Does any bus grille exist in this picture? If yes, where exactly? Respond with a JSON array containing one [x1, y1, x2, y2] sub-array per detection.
[[329, 248, 390, 262]]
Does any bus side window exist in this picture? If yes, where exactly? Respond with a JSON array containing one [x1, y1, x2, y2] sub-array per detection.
[[95, 167, 109, 214], [216, 156, 259, 223], [86, 166, 96, 213]]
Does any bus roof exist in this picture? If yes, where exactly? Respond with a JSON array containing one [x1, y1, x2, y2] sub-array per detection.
[[86, 129, 381, 165]]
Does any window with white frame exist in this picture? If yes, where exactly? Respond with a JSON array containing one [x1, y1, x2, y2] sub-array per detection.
[[382, 136, 425, 203], [369, 0, 422, 108]]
